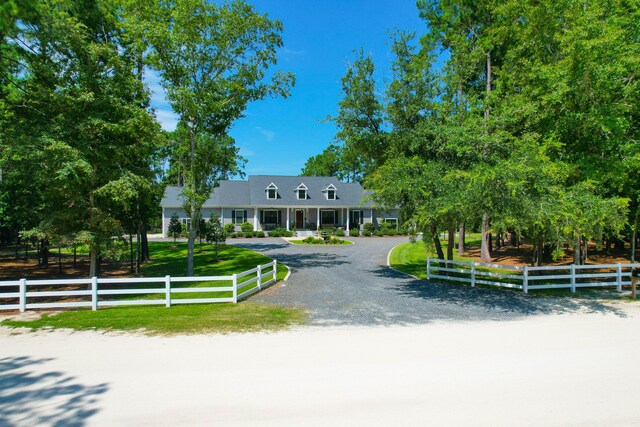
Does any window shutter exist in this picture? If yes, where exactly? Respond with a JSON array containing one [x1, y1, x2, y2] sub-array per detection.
[[244, 210, 248, 223], [277, 211, 281, 225], [260, 210, 264, 223], [232, 210, 236, 223]]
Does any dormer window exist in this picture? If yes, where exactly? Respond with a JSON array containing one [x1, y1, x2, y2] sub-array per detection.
[[323, 184, 337, 200], [266, 183, 278, 199], [295, 183, 308, 200]]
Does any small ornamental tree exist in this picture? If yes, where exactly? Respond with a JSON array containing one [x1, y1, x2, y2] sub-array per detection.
[[205, 213, 226, 259], [168, 214, 182, 244], [197, 217, 208, 252]]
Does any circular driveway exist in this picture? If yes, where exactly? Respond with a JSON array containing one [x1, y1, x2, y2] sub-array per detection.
[[229, 237, 626, 326]]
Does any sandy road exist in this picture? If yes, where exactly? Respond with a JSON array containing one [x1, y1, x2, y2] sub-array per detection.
[[2, 307, 640, 427]]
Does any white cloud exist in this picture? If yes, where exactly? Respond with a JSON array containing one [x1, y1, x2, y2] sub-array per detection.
[[255, 126, 276, 142], [155, 109, 179, 131]]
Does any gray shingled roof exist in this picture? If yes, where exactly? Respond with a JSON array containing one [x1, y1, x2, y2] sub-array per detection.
[[161, 175, 374, 208]]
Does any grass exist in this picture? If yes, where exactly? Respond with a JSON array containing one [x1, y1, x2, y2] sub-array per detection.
[[389, 240, 475, 279], [1, 241, 304, 334], [2, 303, 306, 335]]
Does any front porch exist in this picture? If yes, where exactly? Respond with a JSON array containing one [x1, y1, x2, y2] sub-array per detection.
[[253, 207, 366, 232]]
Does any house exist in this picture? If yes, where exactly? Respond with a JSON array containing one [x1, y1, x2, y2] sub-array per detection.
[[160, 175, 399, 236]]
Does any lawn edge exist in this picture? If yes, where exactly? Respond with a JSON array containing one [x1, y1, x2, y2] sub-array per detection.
[[387, 242, 422, 280]]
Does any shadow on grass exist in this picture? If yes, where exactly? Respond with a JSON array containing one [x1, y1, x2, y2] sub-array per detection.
[[372, 266, 628, 318], [0, 356, 108, 426]]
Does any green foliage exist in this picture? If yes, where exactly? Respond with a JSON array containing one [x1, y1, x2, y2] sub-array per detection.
[[268, 227, 287, 237], [256, 231, 265, 238], [204, 213, 226, 259], [243, 232, 254, 238], [240, 222, 254, 233], [168, 214, 183, 243], [363, 230, 372, 237], [349, 228, 360, 237], [363, 223, 376, 233], [224, 223, 236, 235], [335, 229, 346, 237]]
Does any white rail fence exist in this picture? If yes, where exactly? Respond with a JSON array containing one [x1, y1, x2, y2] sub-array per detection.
[[427, 258, 640, 294], [0, 261, 277, 312]]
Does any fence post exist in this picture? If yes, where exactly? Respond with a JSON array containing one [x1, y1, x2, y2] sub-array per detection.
[[570, 264, 576, 293], [232, 274, 238, 303], [426, 258, 431, 279], [471, 262, 476, 287], [257, 264, 262, 290], [19, 278, 26, 312], [616, 263, 622, 292], [522, 266, 528, 294], [273, 261, 277, 283], [91, 277, 98, 311], [165, 275, 171, 307]]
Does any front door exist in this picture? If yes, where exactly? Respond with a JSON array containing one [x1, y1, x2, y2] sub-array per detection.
[[295, 210, 304, 228]]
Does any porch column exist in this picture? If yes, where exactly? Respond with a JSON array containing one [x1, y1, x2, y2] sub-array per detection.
[[162, 208, 166, 238], [286, 208, 290, 231], [254, 207, 258, 230], [346, 207, 350, 232], [317, 207, 320, 229], [220, 207, 223, 223]]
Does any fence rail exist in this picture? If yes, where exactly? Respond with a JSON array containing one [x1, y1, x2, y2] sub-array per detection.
[[427, 258, 640, 294], [0, 261, 277, 312]]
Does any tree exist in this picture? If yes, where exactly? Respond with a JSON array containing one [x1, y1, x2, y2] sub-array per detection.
[[168, 214, 182, 244], [132, 0, 294, 276], [2, 0, 160, 276], [205, 212, 226, 259]]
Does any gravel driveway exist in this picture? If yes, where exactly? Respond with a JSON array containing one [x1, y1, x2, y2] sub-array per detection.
[[229, 237, 626, 326]]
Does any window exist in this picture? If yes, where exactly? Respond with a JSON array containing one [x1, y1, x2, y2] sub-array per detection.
[[323, 184, 337, 200], [180, 218, 191, 229], [266, 183, 278, 199], [350, 210, 363, 226], [263, 210, 279, 224], [234, 210, 244, 225], [295, 183, 308, 200], [321, 210, 336, 225]]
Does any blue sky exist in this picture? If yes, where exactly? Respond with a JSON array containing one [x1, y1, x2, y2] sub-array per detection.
[[148, 0, 428, 176]]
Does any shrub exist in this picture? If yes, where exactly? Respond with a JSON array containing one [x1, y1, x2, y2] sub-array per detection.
[[387, 229, 398, 236], [240, 222, 253, 233], [363, 223, 376, 233], [205, 213, 226, 258], [269, 227, 287, 237], [329, 237, 342, 244], [243, 231, 253, 238], [335, 229, 345, 237], [283, 231, 293, 237], [349, 228, 359, 237], [256, 231, 265, 238], [303, 236, 315, 244], [374, 230, 385, 237], [224, 223, 235, 235], [363, 230, 372, 237], [234, 232, 244, 238]]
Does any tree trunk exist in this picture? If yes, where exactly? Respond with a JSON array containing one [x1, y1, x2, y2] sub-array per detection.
[[140, 222, 150, 261], [187, 122, 197, 277], [431, 226, 445, 261], [58, 247, 62, 273], [89, 249, 98, 277], [582, 237, 588, 264], [73, 246, 77, 269], [41, 239, 49, 267], [631, 222, 637, 262], [573, 235, 581, 265], [480, 213, 491, 263], [538, 238, 544, 267], [484, 50, 492, 119], [447, 226, 455, 260], [129, 234, 134, 272], [136, 231, 141, 275], [458, 223, 465, 255]]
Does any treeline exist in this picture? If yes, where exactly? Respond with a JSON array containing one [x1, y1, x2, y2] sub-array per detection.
[[303, 0, 640, 265], [0, 0, 292, 275]]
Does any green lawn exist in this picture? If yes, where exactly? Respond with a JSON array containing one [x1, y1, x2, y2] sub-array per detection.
[[2, 303, 306, 335], [1, 241, 304, 334], [389, 240, 475, 279]]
